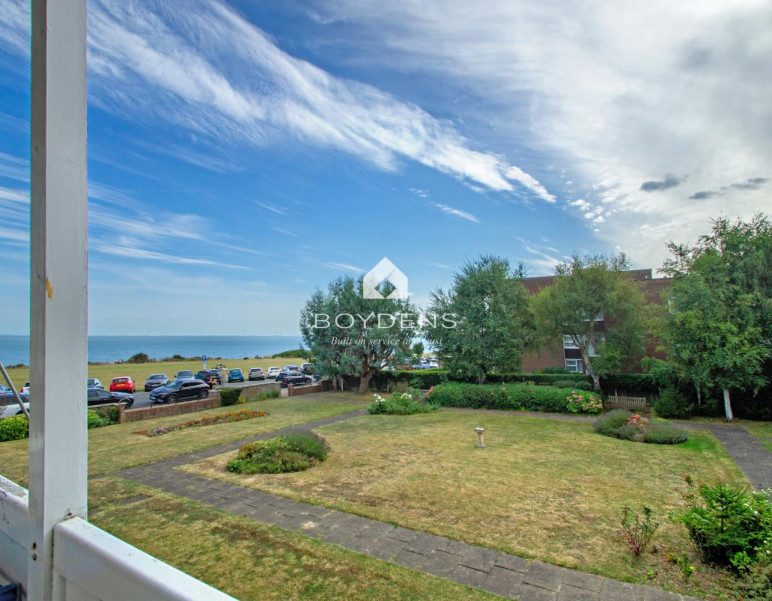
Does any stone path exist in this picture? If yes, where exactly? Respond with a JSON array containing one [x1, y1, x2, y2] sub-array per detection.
[[703, 425, 772, 490], [115, 407, 703, 601]]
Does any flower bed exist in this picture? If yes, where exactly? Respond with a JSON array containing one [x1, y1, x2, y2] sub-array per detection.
[[134, 409, 269, 437], [594, 409, 688, 444]]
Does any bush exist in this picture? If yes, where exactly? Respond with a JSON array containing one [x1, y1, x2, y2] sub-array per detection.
[[676, 474, 772, 571], [87, 410, 111, 429], [554, 379, 593, 390], [257, 390, 280, 400], [368, 390, 439, 415], [594, 410, 688, 444], [272, 349, 313, 360], [220, 388, 243, 406], [91, 405, 119, 425], [599, 373, 658, 394], [0, 415, 29, 442], [734, 559, 772, 599], [653, 388, 693, 419], [227, 430, 329, 474], [127, 352, 150, 363], [565, 390, 604, 414], [619, 505, 660, 556], [427, 382, 601, 414]]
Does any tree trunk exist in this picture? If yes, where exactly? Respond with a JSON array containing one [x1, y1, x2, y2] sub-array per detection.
[[580, 348, 601, 391], [358, 371, 374, 394], [723, 388, 734, 422]]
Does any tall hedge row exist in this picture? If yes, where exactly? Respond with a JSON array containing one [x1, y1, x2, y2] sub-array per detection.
[[372, 369, 593, 391]]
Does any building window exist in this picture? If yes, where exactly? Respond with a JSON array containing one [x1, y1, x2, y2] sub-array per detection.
[[565, 359, 582, 373], [563, 335, 578, 349]]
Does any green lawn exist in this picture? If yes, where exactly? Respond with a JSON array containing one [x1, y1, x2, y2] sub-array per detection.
[[89, 477, 501, 601], [0, 396, 365, 486], [186, 410, 743, 599]]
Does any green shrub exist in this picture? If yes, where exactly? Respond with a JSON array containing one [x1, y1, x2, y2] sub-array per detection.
[[643, 421, 688, 444], [220, 388, 243, 407], [87, 410, 111, 429], [554, 379, 592, 390], [257, 390, 280, 400], [127, 352, 150, 363], [368, 390, 438, 415], [594, 409, 632, 437], [91, 405, 119, 425], [599, 373, 658, 394], [565, 390, 604, 414], [0, 415, 29, 441], [734, 559, 772, 599], [594, 410, 688, 444], [676, 475, 772, 571], [427, 382, 599, 414], [272, 349, 313, 360], [619, 505, 660, 556], [227, 430, 329, 474], [653, 388, 693, 419]]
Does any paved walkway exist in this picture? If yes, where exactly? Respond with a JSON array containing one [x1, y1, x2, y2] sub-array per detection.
[[115, 408, 705, 601], [702, 425, 772, 490]]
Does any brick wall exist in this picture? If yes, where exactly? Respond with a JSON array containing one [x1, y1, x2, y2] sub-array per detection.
[[118, 392, 221, 424], [238, 381, 280, 400], [287, 380, 330, 397]]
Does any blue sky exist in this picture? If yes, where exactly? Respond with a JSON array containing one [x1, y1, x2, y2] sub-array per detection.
[[0, 0, 770, 336]]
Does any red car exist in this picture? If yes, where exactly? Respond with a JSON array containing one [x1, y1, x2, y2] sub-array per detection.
[[109, 376, 135, 393]]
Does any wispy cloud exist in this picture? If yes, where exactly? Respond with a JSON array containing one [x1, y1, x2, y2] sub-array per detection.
[[92, 244, 247, 269], [328, 262, 365, 273], [258, 202, 286, 215], [272, 225, 299, 238], [2, 0, 552, 202], [427, 262, 453, 270], [430, 201, 479, 223], [0, 152, 29, 183]]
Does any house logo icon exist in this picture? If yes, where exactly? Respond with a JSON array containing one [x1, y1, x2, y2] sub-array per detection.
[[363, 257, 409, 299]]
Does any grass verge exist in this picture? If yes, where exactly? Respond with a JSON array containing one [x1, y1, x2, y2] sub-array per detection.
[[89, 477, 500, 601], [184, 411, 743, 599], [0, 396, 365, 486]]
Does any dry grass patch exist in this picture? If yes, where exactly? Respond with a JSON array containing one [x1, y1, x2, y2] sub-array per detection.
[[186, 411, 744, 599], [88, 477, 500, 601], [0, 396, 365, 486]]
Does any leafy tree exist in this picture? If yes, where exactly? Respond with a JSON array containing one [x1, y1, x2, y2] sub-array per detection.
[[411, 341, 425, 363], [424, 255, 533, 384], [531, 253, 645, 391], [300, 276, 414, 394], [662, 215, 772, 421], [127, 352, 150, 364]]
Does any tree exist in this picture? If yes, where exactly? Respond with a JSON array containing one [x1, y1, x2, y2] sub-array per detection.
[[662, 215, 772, 421], [300, 276, 415, 394], [411, 341, 425, 363], [531, 253, 645, 391], [424, 255, 533, 384]]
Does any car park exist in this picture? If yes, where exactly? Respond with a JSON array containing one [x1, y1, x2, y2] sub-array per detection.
[[0, 385, 28, 405], [149, 379, 210, 404], [266, 366, 281, 378], [206, 369, 222, 385], [248, 367, 265, 381], [88, 388, 134, 408], [300, 363, 314, 375], [109, 376, 135, 393], [87, 378, 104, 389], [175, 370, 195, 380], [228, 368, 244, 383], [144, 373, 170, 391], [275, 370, 312, 388]]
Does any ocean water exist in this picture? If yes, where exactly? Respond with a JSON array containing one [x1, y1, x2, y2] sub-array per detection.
[[0, 335, 304, 366]]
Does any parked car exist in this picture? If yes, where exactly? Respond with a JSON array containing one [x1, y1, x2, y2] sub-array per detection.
[[206, 369, 222, 385], [248, 367, 265, 381], [149, 379, 210, 404], [0, 385, 28, 406], [87, 378, 104, 389], [0, 401, 28, 419], [109, 376, 135, 393], [275, 370, 312, 388], [228, 368, 244, 383], [194, 370, 220, 389], [20, 382, 30, 394], [300, 363, 314, 375], [88, 388, 134, 408], [266, 366, 281, 378], [175, 370, 195, 380], [283, 365, 299, 372], [144, 373, 170, 391]]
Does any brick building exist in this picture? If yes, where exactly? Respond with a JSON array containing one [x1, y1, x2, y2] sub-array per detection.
[[521, 269, 670, 374]]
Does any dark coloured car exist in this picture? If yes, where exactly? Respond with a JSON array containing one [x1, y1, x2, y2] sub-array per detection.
[[300, 363, 314, 375], [275, 370, 312, 388], [149, 379, 210, 404], [228, 368, 244, 383], [144, 373, 170, 391], [207, 369, 222, 385], [248, 367, 265, 381], [87, 388, 134, 408]]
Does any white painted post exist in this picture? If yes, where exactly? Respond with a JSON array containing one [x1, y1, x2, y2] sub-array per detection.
[[28, 0, 88, 600]]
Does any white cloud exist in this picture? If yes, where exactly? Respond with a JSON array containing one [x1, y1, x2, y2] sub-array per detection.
[[328, 262, 365, 273], [312, 0, 772, 265], [430, 202, 480, 223], [0, 0, 553, 202], [92, 244, 247, 270], [257, 202, 287, 215], [0, 152, 29, 183]]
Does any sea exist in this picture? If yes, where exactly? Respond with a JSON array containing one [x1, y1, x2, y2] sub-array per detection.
[[0, 335, 304, 366]]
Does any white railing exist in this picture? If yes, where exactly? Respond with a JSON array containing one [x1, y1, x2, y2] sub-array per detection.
[[0, 477, 238, 601]]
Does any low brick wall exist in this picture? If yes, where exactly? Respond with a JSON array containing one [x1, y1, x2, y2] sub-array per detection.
[[237, 381, 281, 401], [287, 380, 331, 397], [118, 392, 221, 424]]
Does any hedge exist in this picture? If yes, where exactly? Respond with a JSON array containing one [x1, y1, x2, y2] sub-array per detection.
[[427, 382, 602, 414], [0, 415, 29, 442], [220, 388, 243, 406], [372, 369, 591, 390], [599, 373, 658, 394]]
